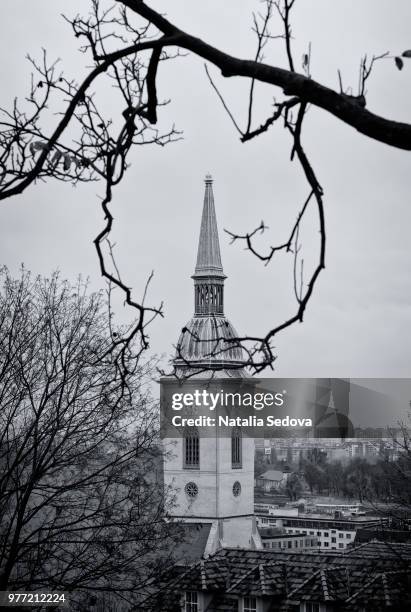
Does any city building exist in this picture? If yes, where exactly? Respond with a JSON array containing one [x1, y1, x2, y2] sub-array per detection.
[[161, 175, 262, 554], [313, 503, 364, 516], [259, 527, 318, 551], [256, 511, 388, 551], [352, 526, 411, 546], [255, 470, 287, 492]]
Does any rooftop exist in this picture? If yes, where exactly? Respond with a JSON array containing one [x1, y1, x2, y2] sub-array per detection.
[[171, 522, 212, 563], [257, 511, 387, 523], [141, 542, 411, 611]]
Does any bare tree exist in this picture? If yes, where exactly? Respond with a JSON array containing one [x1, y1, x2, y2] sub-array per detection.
[[1, 0, 410, 373], [368, 421, 411, 527], [0, 267, 178, 610]]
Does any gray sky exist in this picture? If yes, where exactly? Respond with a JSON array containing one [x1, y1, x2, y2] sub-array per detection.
[[0, 0, 411, 382]]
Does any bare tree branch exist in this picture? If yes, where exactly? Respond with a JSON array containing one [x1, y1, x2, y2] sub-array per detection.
[[122, 0, 411, 150]]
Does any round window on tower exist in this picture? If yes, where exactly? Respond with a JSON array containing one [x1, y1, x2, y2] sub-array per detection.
[[185, 481, 199, 498], [232, 481, 241, 497]]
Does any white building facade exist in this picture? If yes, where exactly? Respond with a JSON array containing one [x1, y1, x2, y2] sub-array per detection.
[[256, 512, 387, 550]]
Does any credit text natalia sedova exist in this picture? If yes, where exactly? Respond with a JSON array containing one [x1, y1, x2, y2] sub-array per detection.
[[171, 415, 312, 428]]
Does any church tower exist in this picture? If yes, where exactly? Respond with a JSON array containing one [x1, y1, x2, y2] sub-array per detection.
[[162, 175, 262, 554]]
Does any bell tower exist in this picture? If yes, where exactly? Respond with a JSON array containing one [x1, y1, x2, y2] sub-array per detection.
[[162, 175, 262, 554]]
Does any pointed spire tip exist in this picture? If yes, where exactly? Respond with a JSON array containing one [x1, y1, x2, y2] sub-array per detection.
[[193, 174, 225, 278]]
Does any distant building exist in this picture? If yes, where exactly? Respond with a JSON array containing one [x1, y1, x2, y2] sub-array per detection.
[[256, 506, 299, 518], [259, 527, 318, 551], [353, 526, 411, 546], [254, 500, 280, 515], [343, 438, 400, 461], [256, 470, 287, 492], [313, 502, 364, 516], [255, 510, 388, 551], [354, 427, 386, 438]]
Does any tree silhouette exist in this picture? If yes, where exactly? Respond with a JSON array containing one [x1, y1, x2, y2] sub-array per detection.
[[0, 267, 178, 609]]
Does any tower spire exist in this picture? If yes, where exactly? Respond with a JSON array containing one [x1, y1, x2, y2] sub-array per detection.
[[174, 174, 244, 369], [193, 174, 226, 279], [192, 175, 226, 316]]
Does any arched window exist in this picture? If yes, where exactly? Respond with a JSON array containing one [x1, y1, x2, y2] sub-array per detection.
[[184, 427, 199, 469], [231, 427, 242, 469]]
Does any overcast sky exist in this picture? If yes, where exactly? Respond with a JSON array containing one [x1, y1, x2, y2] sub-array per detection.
[[1, 0, 410, 387]]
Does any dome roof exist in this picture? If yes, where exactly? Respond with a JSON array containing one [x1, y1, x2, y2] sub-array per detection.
[[175, 315, 244, 369]]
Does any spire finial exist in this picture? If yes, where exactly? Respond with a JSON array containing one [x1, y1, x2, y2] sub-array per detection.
[[205, 173, 213, 183]]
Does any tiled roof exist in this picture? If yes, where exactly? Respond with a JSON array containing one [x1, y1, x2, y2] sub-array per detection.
[[140, 544, 411, 611], [226, 562, 287, 597], [287, 566, 350, 602], [345, 570, 411, 610], [344, 540, 411, 560]]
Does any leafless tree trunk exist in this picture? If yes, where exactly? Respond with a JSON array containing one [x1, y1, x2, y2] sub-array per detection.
[[0, 267, 178, 610]]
